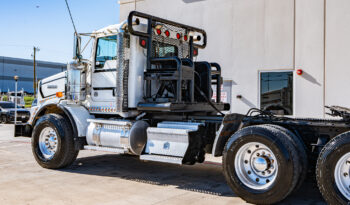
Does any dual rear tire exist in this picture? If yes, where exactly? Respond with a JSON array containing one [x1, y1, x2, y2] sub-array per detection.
[[223, 124, 307, 204], [316, 132, 350, 205]]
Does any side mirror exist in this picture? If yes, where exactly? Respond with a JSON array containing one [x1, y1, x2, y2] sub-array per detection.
[[73, 34, 82, 60]]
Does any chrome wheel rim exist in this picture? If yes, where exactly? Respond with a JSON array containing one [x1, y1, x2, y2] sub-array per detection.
[[38, 127, 58, 160], [234, 142, 278, 190], [334, 152, 350, 200]]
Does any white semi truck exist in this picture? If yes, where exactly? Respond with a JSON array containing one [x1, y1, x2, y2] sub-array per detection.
[[15, 11, 350, 204], [7, 90, 25, 108]]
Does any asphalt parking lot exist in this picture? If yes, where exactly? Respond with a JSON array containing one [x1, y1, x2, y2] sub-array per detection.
[[0, 124, 326, 205]]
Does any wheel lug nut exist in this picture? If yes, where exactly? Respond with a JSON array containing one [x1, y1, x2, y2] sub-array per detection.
[[247, 150, 251, 154], [248, 170, 251, 175], [266, 179, 270, 183], [244, 160, 248, 164], [262, 171, 265, 175], [256, 145, 259, 148], [344, 172, 348, 177], [256, 178, 259, 182], [256, 153, 260, 156]]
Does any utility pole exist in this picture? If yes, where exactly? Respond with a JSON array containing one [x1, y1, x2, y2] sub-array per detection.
[[14, 75, 18, 126], [32, 47, 40, 96]]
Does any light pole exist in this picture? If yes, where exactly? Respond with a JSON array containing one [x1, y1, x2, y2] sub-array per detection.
[[14, 76, 18, 125]]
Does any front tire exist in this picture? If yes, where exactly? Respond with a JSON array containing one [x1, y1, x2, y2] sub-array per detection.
[[223, 125, 301, 204], [31, 114, 78, 169], [316, 132, 350, 205]]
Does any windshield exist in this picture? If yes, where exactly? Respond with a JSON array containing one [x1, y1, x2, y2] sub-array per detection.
[[0, 102, 20, 109]]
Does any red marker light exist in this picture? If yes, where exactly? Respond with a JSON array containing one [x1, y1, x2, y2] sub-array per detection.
[[141, 39, 146, 47], [139, 38, 147, 48], [176, 33, 181, 39], [184, 35, 188, 41], [193, 48, 198, 56], [156, 29, 161, 35], [296, 69, 303, 75], [165, 30, 170, 37]]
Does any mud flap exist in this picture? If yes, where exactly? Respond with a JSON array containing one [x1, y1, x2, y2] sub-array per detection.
[[14, 123, 32, 137]]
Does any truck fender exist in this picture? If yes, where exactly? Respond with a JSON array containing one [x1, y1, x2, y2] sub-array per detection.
[[57, 104, 95, 137], [30, 103, 94, 138], [212, 113, 245, 157]]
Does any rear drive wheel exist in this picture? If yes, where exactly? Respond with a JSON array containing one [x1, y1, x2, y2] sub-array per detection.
[[316, 132, 350, 205], [31, 114, 78, 169], [223, 125, 301, 204], [263, 124, 308, 192]]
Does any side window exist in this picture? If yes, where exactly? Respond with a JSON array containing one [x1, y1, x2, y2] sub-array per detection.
[[260, 71, 293, 115], [95, 35, 117, 69]]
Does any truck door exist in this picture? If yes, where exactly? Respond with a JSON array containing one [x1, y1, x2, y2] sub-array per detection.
[[91, 35, 117, 103]]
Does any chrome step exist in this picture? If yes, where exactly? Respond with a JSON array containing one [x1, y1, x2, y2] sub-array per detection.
[[84, 145, 126, 153], [140, 154, 183, 164]]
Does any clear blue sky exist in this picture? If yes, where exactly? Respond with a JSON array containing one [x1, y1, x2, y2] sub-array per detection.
[[0, 0, 120, 63]]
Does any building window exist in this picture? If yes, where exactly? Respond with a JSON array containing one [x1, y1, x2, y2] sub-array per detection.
[[260, 71, 293, 115]]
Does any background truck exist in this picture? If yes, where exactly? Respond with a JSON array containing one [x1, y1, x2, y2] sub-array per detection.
[[15, 11, 350, 204], [6, 90, 25, 108]]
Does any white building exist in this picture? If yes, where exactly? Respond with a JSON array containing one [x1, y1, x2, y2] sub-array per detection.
[[120, 0, 350, 118]]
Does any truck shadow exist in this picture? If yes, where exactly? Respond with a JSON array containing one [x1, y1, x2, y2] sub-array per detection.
[[61, 154, 325, 204]]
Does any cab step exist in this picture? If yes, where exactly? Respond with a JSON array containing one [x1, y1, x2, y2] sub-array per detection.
[[84, 145, 126, 153], [140, 154, 183, 164]]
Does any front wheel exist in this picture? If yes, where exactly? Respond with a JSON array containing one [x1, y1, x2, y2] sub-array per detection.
[[316, 132, 350, 205], [223, 125, 301, 204], [31, 114, 79, 169]]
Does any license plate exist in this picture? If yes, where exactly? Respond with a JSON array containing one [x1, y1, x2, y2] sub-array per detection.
[[21, 116, 25, 119]]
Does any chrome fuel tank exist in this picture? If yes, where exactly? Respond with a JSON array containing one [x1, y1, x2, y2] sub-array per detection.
[[86, 119, 149, 155]]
